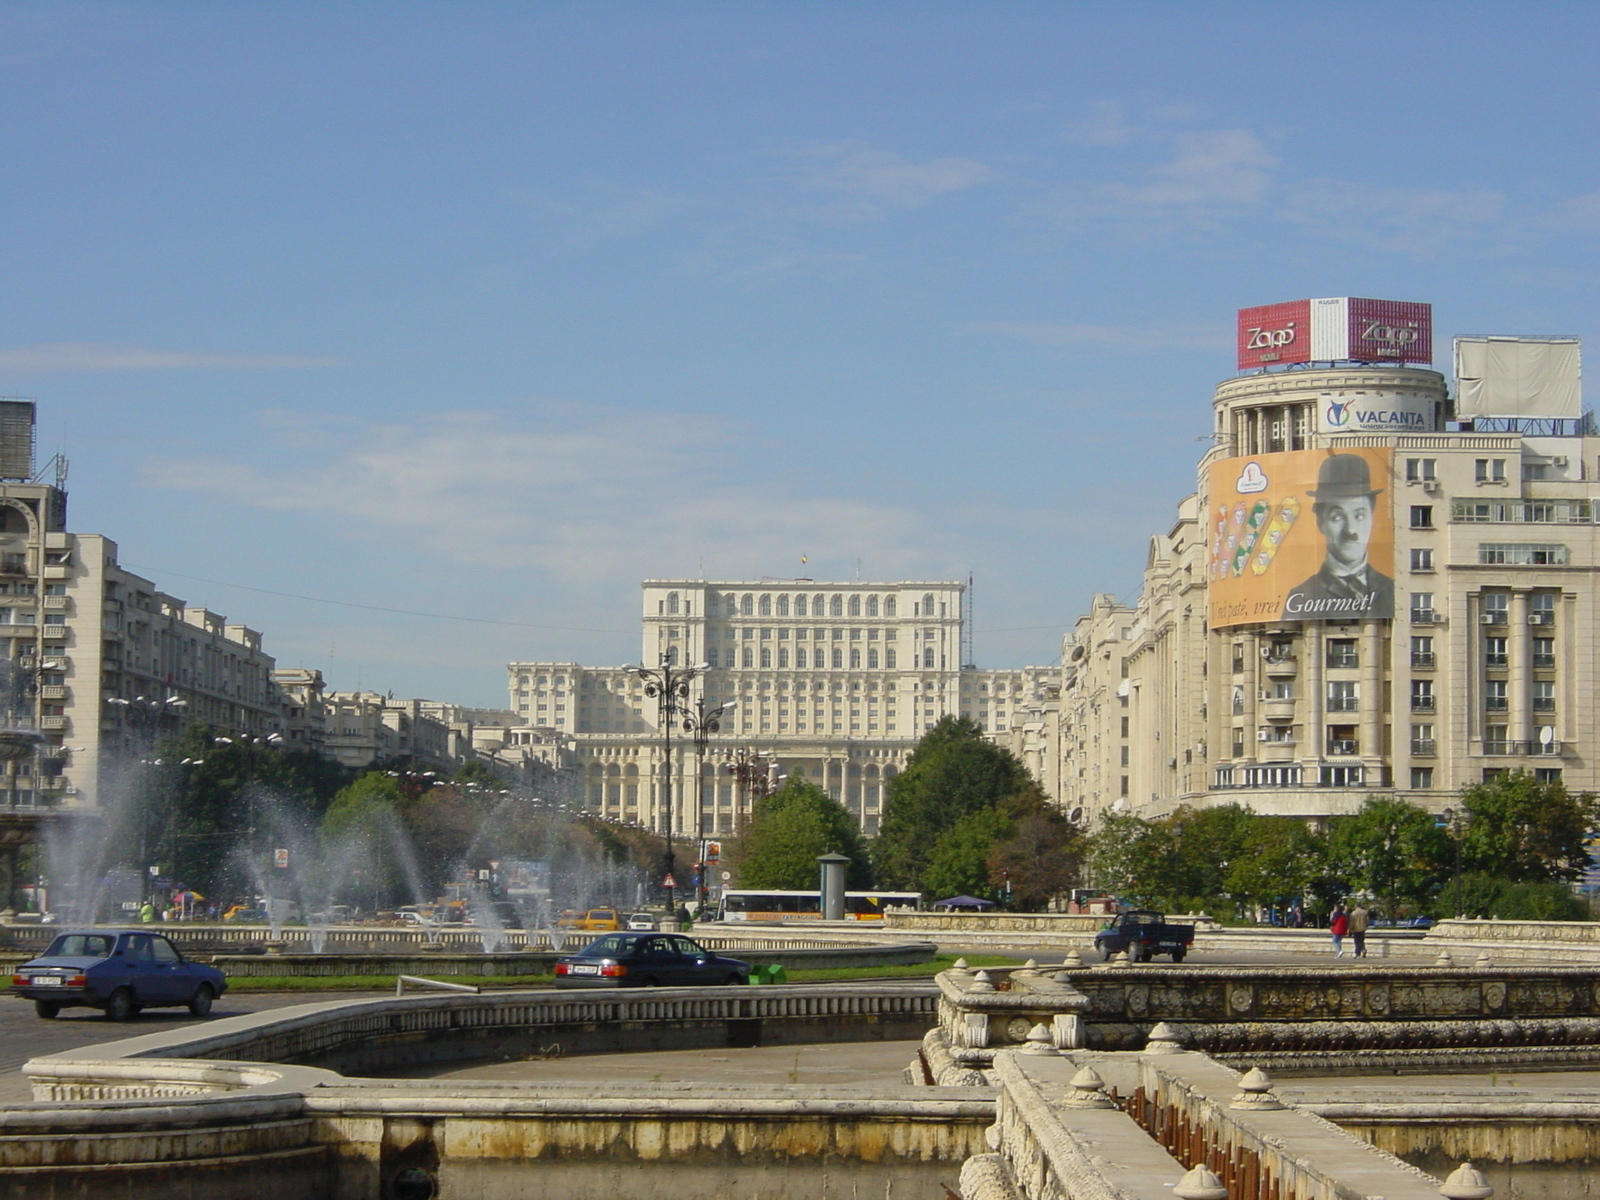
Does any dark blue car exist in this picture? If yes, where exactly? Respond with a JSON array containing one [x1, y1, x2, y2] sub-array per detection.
[[10, 930, 227, 1020], [553, 932, 750, 988]]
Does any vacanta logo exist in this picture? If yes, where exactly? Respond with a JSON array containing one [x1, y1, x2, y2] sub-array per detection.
[[1324, 399, 1352, 428]]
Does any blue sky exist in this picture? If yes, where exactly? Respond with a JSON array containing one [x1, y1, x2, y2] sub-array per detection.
[[4, 2, 1599, 707]]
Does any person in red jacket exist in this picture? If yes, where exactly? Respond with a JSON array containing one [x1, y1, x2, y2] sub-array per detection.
[[1329, 903, 1350, 957]]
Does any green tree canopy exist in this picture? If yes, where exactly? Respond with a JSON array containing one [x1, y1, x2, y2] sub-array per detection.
[[874, 716, 1032, 890], [1087, 814, 1175, 908], [731, 777, 870, 890], [1329, 797, 1448, 913], [1460, 770, 1598, 884], [985, 784, 1086, 909]]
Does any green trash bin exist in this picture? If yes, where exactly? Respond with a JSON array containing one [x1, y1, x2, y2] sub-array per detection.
[[752, 963, 787, 985]]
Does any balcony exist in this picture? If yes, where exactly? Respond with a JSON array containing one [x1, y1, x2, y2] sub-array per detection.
[[1410, 739, 1436, 756], [41, 625, 67, 639], [1262, 698, 1296, 722], [0, 562, 29, 578], [39, 716, 67, 730], [1411, 696, 1436, 712], [1263, 655, 1298, 677], [1484, 654, 1508, 669], [1482, 740, 1531, 756], [1411, 652, 1436, 669], [1534, 654, 1557, 669], [1327, 698, 1359, 713], [1411, 609, 1438, 625], [1327, 739, 1360, 756], [1259, 741, 1297, 763], [1533, 739, 1564, 756], [38, 685, 67, 701], [1326, 653, 1359, 670], [1534, 698, 1556, 712], [1486, 698, 1509, 711], [42, 596, 67, 611]]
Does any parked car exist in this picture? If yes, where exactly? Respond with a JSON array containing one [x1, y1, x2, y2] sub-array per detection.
[[9, 930, 228, 1020], [1092, 910, 1196, 963], [553, 932, 750, 988], [625, 912, 658, 931]]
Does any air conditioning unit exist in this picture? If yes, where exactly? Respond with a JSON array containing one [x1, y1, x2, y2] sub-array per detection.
[[1422, 479, 1441, 493], [1257, 690, 1271, 701], [1481, 613, 1504, 624], [64, 786, 77, 795], [1256, 730, 1270, 741], [1553, 456, 1569, 468], [1529, 612, 1552, 625]]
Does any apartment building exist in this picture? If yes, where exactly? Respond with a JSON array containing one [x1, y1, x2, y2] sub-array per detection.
[[508, 579, 1061, 838], [1061, 313, 1599, 826]]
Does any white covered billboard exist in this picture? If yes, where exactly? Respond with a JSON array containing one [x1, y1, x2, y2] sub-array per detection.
[[1455, 336, 1581, 418]]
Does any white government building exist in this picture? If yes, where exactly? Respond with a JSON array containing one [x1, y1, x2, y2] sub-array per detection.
[[1060, 305, 1600, 828], [505, 580, 1061, 837]]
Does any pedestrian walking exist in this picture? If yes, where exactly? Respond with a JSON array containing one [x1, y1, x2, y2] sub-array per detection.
[[1329, 903, 1349, 957], [1349, 903, 1370, 958]]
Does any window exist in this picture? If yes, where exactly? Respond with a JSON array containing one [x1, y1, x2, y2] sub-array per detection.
[[742, 648, 753, 668], [848, 596, 861, 617], [795, 648, 807, 669], [1411, 767, 1434, 789], [1271, 679, 1293, 699], [885, 649, 897, 669], [1485, 680, 1508, 711], [1534, 680, 1555, 712], [1484, 724, 1510, 754], [1411, 593, 1435, 623], [1411, 723, 1435, 755], [1482, 593, 1509, 622], [1484, 637, 1507, 669], [741, 594, 753, 616], [1410, 548, 1434, 572], [1475, 458, 1506, 483], [829, 595, 843, 616], [1531, 592, 1556, 620], [1326, 640, 1357, 669], [706, 648, 719, 669], [667, 592, 679, 615], [922, 647, 934, 668], [1326, 726, 1358, 756], [1479, 544, 1567, 566], [1411, 636, 1434, 668], [867, 648, 879, 668], [832, 648, 844, 669], [778, 648, 789, 668], [1533, 637, 1555, 669], [707, 594, 720, 616], [794, 595, 808, 617], [1410, 505, 1434, 529], [1411, 680, 1435, 711], [1320, 765, 1364, 787], [866, 596, 879, 617], [1405, 458, 1437, 482], [849, 648, 861, 668], [759, 595, 772, 616], [884, 597, 896, 617], [1535, 768, 1563, 784], [1327, 681, 1358, 712], [777, 595, 789, 616]]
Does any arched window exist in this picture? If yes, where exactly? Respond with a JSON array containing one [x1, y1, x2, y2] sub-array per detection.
[[777, 595, 789, 616], [885, 649, 897, 669], [866, 596, 879, 617], [922, 647, 934, 668], [667, 592, 680, 615], [884, 597, 896, 617], [705, 647, 719, 669], [707, 594, 720, 616], [666, 645, 679, 666], [867, 648, 879, 668], [850, 648, 861, 668], [760, 647, 772, 668], [759, 595, 772, 616], [832, 648, 844, 669], [778, 648, 790, 668], [923, 593, 935, 615], [848, 596, 861, 617], [831, 595, 844, 616], [796, 648, 808, 669], [795, 595, 808, 617], [741, 594, 753, 616], [742, 648, 753, 668]]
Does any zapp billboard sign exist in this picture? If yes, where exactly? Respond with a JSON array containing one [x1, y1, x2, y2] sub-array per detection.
[[1237, 298, 1432, 370], [1208, 447, 1395, 629]]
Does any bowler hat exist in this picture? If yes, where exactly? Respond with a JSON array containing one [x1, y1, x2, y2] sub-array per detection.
[[1310, 454, 1381, 500]]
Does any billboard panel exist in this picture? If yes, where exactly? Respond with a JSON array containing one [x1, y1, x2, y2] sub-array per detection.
[[1237, 300, 1311, 369], [1208, 447, 1394, 628], [1238, 299, 1432, 369]]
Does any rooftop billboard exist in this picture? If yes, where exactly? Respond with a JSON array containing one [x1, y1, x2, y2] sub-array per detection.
[[1208, 447, 1395, 629], [1237, 298, 1432, 370]]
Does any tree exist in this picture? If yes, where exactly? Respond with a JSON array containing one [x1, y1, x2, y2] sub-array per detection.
[[731, 777, 870, 890], [1329, 797, 1448, 914], [986, 785, 1086, 909], [1088, 814, 1176, 908], [1460, 770, 1598, 884], [922, 807, 1012, 901], [874, 716, 1031, 890], [1165, 804, 1257, 909], [1224, 817, 1328, 913]]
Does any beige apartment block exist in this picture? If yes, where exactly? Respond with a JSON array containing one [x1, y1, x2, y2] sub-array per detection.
[[1062, 343, 1600, 828], [508, 579, 1060, 838]]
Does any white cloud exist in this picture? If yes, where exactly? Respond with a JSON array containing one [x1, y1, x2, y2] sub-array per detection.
[[1063, 100, 1139, 147], [1280, 180, 1505, 253], [145, 406, 933, 585], [0, 343, 342, 371], [796, 141, 993, 210], [1115, 130, 1277, 207]]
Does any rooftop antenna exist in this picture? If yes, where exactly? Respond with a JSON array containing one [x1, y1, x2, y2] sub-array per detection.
[[855, 557, 862, 582], [962, 572, 976, 670]]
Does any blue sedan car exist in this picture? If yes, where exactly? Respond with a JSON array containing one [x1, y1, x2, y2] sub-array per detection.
[[10, 930, 228, 1020], [553, 932, 750, 988]]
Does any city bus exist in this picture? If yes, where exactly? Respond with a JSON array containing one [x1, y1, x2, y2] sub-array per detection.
[[716, 889, 921, 922]]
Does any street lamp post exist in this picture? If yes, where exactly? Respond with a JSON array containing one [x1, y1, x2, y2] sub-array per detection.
[[1441, 806, 1465, 918], [627, 653, 707, 911], [723, 747, 778, 836], [214, 731, 284, 907], [681, 696, 735, 913]]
